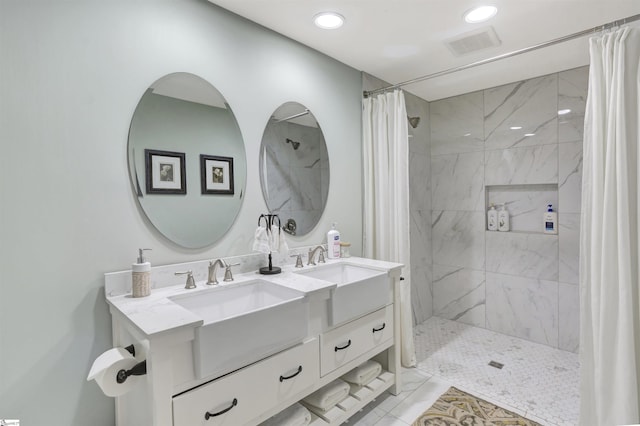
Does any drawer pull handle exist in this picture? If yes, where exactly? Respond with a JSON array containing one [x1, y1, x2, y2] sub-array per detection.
[[372, 323, 386, 333], [335, 339, 352, 352], [204, 398, 237, 420], [279, 365, 303, 382]]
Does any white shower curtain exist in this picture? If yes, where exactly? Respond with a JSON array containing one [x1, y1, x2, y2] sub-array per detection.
[[362, 90, 416, 368], [580, 26, 640, 425]]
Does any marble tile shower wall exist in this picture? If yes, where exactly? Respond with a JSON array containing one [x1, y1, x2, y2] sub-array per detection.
[[263, 121, 328, 232], [406, 91, 433, 325], [429, 67, 587, 353]]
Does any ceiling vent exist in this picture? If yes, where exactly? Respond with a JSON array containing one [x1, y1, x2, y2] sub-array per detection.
[[445, 26, 501, 56]]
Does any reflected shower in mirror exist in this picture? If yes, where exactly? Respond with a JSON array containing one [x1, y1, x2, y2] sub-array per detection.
[[128, 73, 247, 248], [259, 102, 329, 236]]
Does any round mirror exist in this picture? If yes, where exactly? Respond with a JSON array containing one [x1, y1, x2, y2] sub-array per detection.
[[128, 73, 246, 248], [259, 102, 329, 236]]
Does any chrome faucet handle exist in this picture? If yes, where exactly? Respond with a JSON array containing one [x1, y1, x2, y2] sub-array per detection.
[[175, 271, 196, 289], [318, 248, 326, 263], [290, 254, 304, 268], [223, 263, 240, 282]]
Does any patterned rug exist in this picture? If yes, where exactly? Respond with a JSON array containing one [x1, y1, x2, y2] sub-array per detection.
[[412, 387, 542, 426]]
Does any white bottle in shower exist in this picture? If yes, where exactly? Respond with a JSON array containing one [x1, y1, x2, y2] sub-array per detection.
[[498, 204, 510, 232], [543, 204, 558, 234], [487, 203, 498, 231]]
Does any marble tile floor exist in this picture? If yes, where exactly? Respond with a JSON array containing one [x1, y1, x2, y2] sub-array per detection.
[[347, 317, 579, 426]]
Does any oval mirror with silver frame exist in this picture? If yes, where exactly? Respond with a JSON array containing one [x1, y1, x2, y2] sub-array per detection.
[[259, 102, 329, 236], [128, 72, 246, 248]]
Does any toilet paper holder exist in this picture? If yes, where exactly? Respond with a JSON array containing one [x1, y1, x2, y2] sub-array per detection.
[[88, 343, 149, 397], [116, 345, 147, 384]]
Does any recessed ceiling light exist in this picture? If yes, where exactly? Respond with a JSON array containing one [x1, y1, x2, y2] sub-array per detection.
[[314, 12, 345, 29], [464, 6, 498, 24], [524, 133, 536, 137], [558, 108, 571, 115], [510, 126, 523, 130]]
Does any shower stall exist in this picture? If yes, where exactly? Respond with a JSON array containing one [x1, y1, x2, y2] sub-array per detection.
[[427, 67, 585, 353], [363, 64, 586, 353]]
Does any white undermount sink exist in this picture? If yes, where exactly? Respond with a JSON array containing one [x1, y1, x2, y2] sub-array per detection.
[[294, 262, 390, 326], [170, 279, 308, 379]]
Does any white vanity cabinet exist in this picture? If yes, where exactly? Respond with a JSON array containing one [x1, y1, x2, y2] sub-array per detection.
[[104, 256, 403, 426]]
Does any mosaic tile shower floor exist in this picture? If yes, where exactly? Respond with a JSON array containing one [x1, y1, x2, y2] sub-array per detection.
[[347, 317, 579, 426]]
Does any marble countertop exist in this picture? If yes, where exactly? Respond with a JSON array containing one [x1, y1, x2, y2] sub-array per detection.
[[105, 257, 403, 339]]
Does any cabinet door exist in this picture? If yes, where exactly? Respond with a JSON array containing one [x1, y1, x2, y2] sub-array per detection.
[[319, 305, 393, 376], [173, 338, 318, 425]]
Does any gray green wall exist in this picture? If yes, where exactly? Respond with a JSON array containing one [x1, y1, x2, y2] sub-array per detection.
[[0, 1, 362, 424]]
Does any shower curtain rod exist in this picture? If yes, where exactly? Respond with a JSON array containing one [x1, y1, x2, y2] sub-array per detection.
[[363, 13, 640, 98], [275, 109, 310, 123]]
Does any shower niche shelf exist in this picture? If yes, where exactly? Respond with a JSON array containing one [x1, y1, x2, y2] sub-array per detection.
[[485, 183, 558, 234]]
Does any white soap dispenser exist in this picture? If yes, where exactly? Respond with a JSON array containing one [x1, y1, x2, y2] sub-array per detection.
[[543, 204, 558, 234], [327, 223, 341, 259], [132, 248, 152, 298], [498, 204, 510, 232], [487, 203, 498, 231]]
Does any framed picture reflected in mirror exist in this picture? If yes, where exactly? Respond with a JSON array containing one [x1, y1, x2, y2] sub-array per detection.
[[200, 155, 234, 195], [145, 149, 186, 195]]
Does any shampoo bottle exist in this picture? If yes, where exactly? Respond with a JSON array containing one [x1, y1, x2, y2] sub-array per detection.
[[487, 203, 498, 231], [132, 248, 152, 298], [543, 204, 558, 234], [327, 223, 341, 259], [498, 205, 510, 232]]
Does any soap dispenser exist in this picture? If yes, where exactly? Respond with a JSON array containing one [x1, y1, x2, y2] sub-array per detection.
[[543, 204, 558, 234], [132, 248, 152, 298], [498, 204, 510, 232]]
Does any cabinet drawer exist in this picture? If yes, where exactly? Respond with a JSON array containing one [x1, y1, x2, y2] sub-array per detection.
[[320, 305, 393, 376], [173, 338, 319, 426]]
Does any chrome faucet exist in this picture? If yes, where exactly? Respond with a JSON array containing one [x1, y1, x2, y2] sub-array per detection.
[[207, 258, 239, 285], [307, 245, 326, 266], [207, 259, 227, 285]]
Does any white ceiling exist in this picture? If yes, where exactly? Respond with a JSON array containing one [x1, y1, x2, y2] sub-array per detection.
[[208, 0, 639, 101]]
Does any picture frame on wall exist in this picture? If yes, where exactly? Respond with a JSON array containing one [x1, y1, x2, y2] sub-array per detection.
[[145, 149, 186, 195], [200, 155, 234, 195]]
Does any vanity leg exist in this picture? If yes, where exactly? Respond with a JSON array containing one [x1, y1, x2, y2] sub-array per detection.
[[111, 316, 127, 426], [111, 315, 160, 426], [388, 276, 403, 395], [148, 349, 175, 426]]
